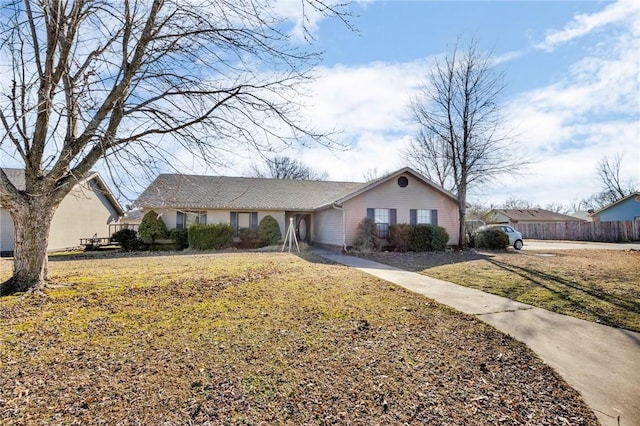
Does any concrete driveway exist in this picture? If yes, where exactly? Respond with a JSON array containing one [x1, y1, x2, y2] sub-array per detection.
[[523, 239, 640, 251], [316, 250, 640, 426]]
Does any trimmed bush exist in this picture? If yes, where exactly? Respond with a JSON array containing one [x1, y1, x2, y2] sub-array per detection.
[[188, 223, 234, 250], [138, 210, 169, 245], [170, 228, 189, 250], [110, 228, 145, 252], [353, 217, 378, 252], [408, 224, 450, 252], [409, 224, 433, 252], [431, 226, 450, 251], [239, 228, 262, 249], [388, 224, 412, 252], [474, 227, 509, 250], [258, 215, 281, 246]]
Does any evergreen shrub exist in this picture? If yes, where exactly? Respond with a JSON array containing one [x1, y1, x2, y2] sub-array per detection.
[[138, 210, 169, 244], [170, 228, 189, 250], [474, 227, 509, 250], [239, 228, 262, 248], [188, 223, 234, 250], [409, 224, 433, 252], [353, 217, 379, 252], [431, 226, 450, 251], [258, 215, 281, 245], [388, 224, 412, 252], [110, 228, 145, 252]]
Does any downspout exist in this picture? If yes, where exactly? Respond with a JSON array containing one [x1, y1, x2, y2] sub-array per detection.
[[332, 203, 347, 252]]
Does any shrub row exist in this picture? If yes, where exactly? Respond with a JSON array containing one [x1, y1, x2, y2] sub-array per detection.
[[389, 223, 449, 252], [188, 223, 234, 250], [352, 218, 450, 253], [238, 215, 283, 248], [113, 214, 283, 252]]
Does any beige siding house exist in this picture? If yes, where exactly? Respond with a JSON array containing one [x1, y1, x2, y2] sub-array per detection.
[[0, 169, 123, 254], [488, 209, 586, 225], [134, 167, 460, 249]]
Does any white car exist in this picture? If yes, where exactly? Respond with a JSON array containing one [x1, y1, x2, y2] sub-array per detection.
[[482, 224, 524, 250]]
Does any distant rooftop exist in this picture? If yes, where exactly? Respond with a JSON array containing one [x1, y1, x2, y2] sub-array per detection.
[[490, 208, 586, 222]]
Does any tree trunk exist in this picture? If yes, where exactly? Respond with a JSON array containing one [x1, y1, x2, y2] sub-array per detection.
[[1, 198, 56, 295], [458, 193, 467, 249]]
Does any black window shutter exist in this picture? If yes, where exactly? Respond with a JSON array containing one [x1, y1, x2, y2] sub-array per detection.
[[230, 212, 237, 235], [366, 208, 374, 219], [390, 208, 397, 225], [251, 212, 258, 229], [410, 209, 417, 225], [431, 210, 438, 226], [177, 212, 185, 229]]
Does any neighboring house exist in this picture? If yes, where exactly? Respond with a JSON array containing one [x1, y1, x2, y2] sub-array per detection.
[[134, 167, 460, 249], [110, 209, 143, 234], [590, 192, 640, 222], [0, 169, 124, 255], [488, 208, 586, 225], [569, 211, 595, 222]]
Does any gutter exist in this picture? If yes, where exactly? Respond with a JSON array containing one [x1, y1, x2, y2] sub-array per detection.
[[332, 203, 347, 252]]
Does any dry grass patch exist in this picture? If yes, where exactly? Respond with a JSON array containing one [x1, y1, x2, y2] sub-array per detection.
[[0, 252, 597, 424], [364, 249, 640, 332]]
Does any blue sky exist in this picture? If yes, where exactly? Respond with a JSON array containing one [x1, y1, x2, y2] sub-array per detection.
[[239, 0, 639, 209], [1, 1, 637, 210]]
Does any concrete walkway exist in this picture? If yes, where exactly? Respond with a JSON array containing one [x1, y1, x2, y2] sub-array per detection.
[[316, 251, 640, 426]]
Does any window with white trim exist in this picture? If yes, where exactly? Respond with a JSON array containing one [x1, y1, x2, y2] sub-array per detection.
[[230, 212, 258, 237], [374, 208, 390, 239], [416, 209, 431, 224], [410, 209, 438, 226], [176, 211, 207, 229]]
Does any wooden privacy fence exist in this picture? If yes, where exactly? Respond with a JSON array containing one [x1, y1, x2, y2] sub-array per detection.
[[514, 220, 640, 243]]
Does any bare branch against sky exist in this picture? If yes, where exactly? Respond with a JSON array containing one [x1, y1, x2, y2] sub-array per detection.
[[407, 39, 525, 247], [0, 0, 349, 293]]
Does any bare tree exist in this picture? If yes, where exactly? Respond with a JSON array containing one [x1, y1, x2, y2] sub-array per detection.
[[544, 202, 569, 214], [577, 154, 639, 210], [0, 0, 349, 294], [403, 133, 454, 191], [501, 197, 537, 210], [596, 154, 638, 204], [407, 39, 522, 248], [250, 156, 327, 180], [362, 168, 388, 182]]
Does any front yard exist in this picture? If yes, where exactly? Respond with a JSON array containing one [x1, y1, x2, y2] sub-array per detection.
[[363, 248, 640, 332], [0, 252, 598, 424]]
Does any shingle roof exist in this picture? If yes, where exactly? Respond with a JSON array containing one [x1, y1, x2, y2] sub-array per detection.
[[1, 168, 124, 215], [134, 174, 369, 211], [491, 208, 586, 222], [591, 192, 640, 216]]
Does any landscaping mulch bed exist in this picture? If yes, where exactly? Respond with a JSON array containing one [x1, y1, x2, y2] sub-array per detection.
[[0, 252, 598, 424]]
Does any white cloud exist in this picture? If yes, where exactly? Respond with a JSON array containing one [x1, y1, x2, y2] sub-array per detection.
[[153, 1, 640, 211], [221, 58, 431, 180], [535, 0, 640, 51]]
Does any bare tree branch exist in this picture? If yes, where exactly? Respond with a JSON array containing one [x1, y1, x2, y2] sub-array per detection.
[[250, 155, 328, 180], [406, 38, 525, 247], [0, 0, 350, 292]]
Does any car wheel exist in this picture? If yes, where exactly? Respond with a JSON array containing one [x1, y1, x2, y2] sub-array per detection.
[[514, 240, 523, 250]]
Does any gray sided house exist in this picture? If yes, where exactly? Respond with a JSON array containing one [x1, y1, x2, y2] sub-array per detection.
[[0, 169, 124, 255], [134, 167, 460, 250]]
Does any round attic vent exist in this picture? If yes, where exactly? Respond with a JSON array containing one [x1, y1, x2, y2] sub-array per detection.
[[397, 176, 409, 188]]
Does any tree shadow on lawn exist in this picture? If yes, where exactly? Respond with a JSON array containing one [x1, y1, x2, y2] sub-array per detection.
[[487, 258, 640, 332]]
